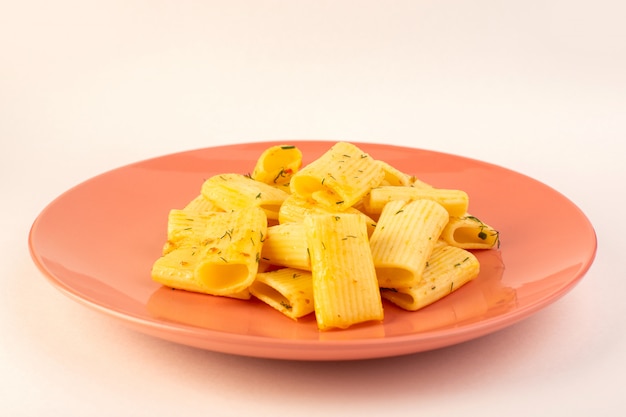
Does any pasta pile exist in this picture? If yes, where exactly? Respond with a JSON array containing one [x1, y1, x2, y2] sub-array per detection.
[[151, 142, 500, 330]]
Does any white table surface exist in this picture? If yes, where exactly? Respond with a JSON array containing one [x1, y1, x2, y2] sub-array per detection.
[[2, 1, 625, 415]]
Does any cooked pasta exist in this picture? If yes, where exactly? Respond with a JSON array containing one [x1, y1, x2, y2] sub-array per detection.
[[363, 185, 469, 217], [369, 199, 449, 288], [201, 173, 289, 220], [380, 244, 480, 311], [162, 209, 219, 254], [441, 214, 500, 249], [375, 159, 415, 186], [304, 213, 384, 330], [290, 141, 385, 208], [250, 268, 314, 319], [151, 141, 501, 330], [260, 222, 311, 270], [278, 193, 377, 236], [182, 194, 223, 214], [251, 145, 303, 191], [151, 207, 267, 298]]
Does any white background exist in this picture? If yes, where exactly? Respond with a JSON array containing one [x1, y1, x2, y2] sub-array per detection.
[[2, 1, 625, 415]]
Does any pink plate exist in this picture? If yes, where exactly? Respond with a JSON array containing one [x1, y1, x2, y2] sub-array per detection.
[[29, 141, 597, 360]]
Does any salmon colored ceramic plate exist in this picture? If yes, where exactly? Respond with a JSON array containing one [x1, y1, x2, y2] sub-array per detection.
[[29, 141, 596, 360]]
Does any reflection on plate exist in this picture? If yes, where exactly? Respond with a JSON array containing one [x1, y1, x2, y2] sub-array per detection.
[[29, 141, 596, 360]]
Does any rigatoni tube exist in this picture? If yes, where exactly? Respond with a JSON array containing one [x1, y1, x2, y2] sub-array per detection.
[[363, 185, 468, 217], [290, 142, 384, 208], [381, 244, 480, 311], [304, 213, 383, 330], [151, 207, 267, 298], [369, 199, 449, 288], [250, 268, 314, 320]]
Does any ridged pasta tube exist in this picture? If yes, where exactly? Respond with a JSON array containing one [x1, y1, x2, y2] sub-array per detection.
[[182, 194, 223, 214], [369, 199, 449, 288], [162, 209, 220, 254], [151, 207, 267, 297], [380, 244, 480, 311], [363, 185, 469, 217], [290, 142, 385, 208], [375, 159, 415, 186], [304, 213, 384, 330], [201, 173, 288, 220], [250, 268, 314, 320], [278, 194, 377, 236], [260, 223, 311, 270]]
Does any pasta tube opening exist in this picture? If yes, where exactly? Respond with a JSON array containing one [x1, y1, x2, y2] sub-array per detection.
[[291, 176, 331, 198], [250, 282, 289, 306], [250, 268, 315, 319], [441, 215, 500, 249], [249, 281, 300, 319], [375, 267, 415, 288], [451, 228, 490, 245], [380, 289, 415, 309], [251, 145, 302, 188], [195, 262, 250, 293]]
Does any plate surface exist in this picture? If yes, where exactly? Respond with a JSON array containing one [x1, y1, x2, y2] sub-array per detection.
[[29, 141, 597, 360]]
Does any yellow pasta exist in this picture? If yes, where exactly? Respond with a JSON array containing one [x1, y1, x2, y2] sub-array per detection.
[[151, 141, 501, 329], [260, 222, 311, 270], [369, 199, 449, 288], [278, 193, 377, 236], [162, 209, 221, 254], [375, 159, 415, 186], [151, 207, 267, 298], [304, 213, 384, 330], [363, 185, 469, 217], [409, 177, 434, 189], [290, 141, 385, 208], [150, 246, 252, 300], [441, 214, 500, 249], [251, 145, 303, 191], [182, 194, 223, 214], [250, 268, 314, 319], [380, 244, 480, 311], [201, 173, 289, 220]]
